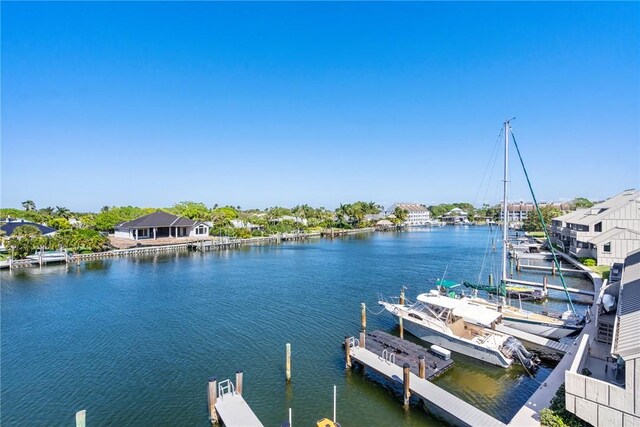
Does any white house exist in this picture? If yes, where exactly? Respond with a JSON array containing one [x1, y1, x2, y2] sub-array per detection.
[[386, 203, 431, 226], [550, 189, 640, 265], [564, 249, 640, 426], [114, 211, 209, 240]]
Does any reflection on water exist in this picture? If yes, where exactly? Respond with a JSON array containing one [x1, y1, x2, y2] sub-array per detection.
[[1, 227, 587, 426]]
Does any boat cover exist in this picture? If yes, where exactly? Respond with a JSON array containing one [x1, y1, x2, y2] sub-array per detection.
[[451, 304, 502, 327]]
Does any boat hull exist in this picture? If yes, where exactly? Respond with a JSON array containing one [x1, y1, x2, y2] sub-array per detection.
[[397, 314, 513, 368]]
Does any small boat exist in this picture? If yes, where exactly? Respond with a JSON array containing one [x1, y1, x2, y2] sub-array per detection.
[[316, 419, 341, 427], [379, 291, 539, 370]]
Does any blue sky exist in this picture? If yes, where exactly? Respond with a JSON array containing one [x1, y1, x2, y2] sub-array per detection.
[[2, 2, 638, 212]]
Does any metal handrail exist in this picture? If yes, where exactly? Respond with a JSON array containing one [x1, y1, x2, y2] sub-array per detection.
[[381, 349, 396, 364], [218, 379, 236, 399]]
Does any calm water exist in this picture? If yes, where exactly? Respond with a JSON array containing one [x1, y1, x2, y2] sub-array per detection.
[[1, 227, 592, 426]]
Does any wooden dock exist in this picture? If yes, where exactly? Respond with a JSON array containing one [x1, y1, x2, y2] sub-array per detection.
[[362, 330, 453, 380], [494, 324, 570, 353], [346, 335, 505, 427]]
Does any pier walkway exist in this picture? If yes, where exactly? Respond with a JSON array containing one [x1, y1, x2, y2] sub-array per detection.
[[214, 393, 263, 427], [495, 324, 570, 354], [348, 342, 506, 427]]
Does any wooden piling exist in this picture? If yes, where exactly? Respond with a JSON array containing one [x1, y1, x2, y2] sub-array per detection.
[[344, 336, 352, 369], [208, 376, 218, 424], [286, 343, 291, 382], [552, 262, 557, 276], [235, 370, 243, 396], [543, 275, 548, 293], [75, 410, 86, 427], [516, 258, 521, 272], [361, 303, 366, 331], [399, 287, 405, 305], [359, 331, 366, 349], [488, 273, 493, 287], [418, 355, 426, 379], [402, 363, 411, 408]]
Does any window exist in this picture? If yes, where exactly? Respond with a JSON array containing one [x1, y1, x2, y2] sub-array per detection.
[[595, 222, 602, 232], [603, 242, 611, 253]]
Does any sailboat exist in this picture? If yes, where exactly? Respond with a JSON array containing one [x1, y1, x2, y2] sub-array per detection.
[[435, 120, 584, 339]]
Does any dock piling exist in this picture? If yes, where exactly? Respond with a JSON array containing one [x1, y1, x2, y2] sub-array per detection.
[[489, 273, 493, 286], [516, 257, 521, 272], [344, 336, 352, 369], [235, 371, 243, 396], [418, 355, 426, 379], [208, 377, 218, 424], [361, 303, 366, 331], [552, 261, 557, 276], [359, 331, 366, 349], [543, 275, 548, 293], [402, 363, 411, 408], [75, 410, 86, 427], [285, 343, 291, 382]]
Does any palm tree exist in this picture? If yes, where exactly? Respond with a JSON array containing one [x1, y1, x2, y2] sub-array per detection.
[[100, 206, 110, 213], [22, 200, 36, 211], [55, 206, 71, 219]]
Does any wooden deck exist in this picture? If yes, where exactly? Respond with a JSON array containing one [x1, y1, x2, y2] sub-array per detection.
[[363, 330, 453, 380], [494, 324, 570, 353], [214, 393, 263, 427], [349, 343, 506, 427]]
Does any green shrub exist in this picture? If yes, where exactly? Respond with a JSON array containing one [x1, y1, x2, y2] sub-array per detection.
[[541, 408, 566, 427], [578, 258, 596, 266]]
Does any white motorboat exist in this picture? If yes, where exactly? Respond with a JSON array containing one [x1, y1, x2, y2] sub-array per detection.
[[379, 291, 539, 369]]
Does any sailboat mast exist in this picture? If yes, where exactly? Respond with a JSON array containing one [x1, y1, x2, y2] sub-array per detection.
[[501, 120, 510, 285]]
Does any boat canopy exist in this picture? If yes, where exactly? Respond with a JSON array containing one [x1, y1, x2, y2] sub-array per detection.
[[452, 304, 502, 327], [436, 279, 461, 289], [416, 293, 466, 309]]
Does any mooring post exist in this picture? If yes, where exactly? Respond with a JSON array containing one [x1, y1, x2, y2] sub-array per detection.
[[489, 273, 493, 287], [516, 257, 521, 272], [344, 336, 352, 369], [75, 410, 86, 427], [361, 302, 366, 331], [552, 261, 557, 276], [399, 287, 405, 305], [543, 275, 548, 293], [208, 377, 218, 424], [402, 363, 411, 408], [235, 370, 243, 396], [418, 355, 426, 379], [286, 343, 291, 382], [359, 331, 366, 349]]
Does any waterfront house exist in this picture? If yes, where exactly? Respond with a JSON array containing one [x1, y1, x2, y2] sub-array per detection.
[[442, 207, 469, 224], [565, 248, 640, 426], [114, 211, 209, 240], [386, 203, 431, 225], [0, 219, 57, 237], [550, 189, 640, 265]]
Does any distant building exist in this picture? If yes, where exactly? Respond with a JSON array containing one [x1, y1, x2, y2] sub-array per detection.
[[550, 189, 640, 265], [442, 207, 469, 224], [0, 219, 57, 237], [564, 249, 640, 426], [386, 203, 431, 226], [114, 211, 209, 240]]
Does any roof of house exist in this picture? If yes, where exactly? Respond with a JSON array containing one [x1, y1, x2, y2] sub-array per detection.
[[389, 203, 430, 213], [553, 208, 588, 223], [377, 219, 393, 226], [612, 249, 640, 359], [567, 189, 639, 226], [588, 227, 640, 245], [0, 220, 56, 237], [117, 211, 199, 228]]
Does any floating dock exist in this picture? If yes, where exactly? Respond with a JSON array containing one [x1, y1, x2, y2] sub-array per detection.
[[504, 278, 595, 297], [362, 330, 453, 379], [207, 372, 263, 427], [345, 333, 505, 427]]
